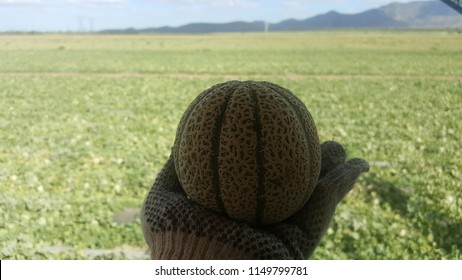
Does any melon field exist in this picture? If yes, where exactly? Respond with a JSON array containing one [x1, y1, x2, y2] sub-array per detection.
[[1, 31, 461, 259]]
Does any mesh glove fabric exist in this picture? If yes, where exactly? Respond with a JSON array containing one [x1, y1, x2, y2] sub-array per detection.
[[141, 141, 369, 259]]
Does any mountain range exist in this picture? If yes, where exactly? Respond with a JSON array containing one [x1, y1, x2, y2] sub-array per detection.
[[101, 1, 462, 34]]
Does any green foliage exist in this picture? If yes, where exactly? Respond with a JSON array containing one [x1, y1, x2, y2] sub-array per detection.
[[0, 31, 460, 259]]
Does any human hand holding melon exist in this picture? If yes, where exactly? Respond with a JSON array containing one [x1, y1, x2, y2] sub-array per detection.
[[141, 81, 369, 259]]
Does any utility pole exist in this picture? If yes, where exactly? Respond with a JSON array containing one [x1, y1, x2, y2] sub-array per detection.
[[264, 21, 269, 33], [88, 17, 94, 33], [77, 16, 85, 33]]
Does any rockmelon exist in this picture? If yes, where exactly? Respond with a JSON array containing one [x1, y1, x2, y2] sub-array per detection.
[[173, 81, 321, 226]]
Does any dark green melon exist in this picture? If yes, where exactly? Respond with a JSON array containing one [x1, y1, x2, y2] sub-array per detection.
[[173, 81, 321, 226]]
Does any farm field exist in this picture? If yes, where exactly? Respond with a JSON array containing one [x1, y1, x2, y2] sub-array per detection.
[[0, 31, 461, 259]]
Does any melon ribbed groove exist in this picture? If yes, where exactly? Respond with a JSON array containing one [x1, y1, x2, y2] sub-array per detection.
[[250, 89, 267, 225], [266, 83, 318, 202], [211, 86, 235, 216], [174, 85, 219, 182]]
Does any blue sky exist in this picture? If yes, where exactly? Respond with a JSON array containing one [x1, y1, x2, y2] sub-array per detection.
[[0, 0, 432, 32]]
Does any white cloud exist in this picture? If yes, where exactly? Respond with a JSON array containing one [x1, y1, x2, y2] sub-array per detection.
[[0, 0, 42, 4], [282, 0, 432, 13], [151, 0, 259, 9], [284, 0, 432, 5], [67, 0, 126, 3], [0, 0, 126, 5]]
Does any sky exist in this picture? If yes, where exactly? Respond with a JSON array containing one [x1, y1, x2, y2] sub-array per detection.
[[0, 0, 434, 32]]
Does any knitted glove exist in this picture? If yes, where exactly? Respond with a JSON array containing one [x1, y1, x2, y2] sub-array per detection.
[[141, 140, 369, 259]]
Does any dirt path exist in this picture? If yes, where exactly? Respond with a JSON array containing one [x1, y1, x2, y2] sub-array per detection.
[[1, 71, 460, 81]]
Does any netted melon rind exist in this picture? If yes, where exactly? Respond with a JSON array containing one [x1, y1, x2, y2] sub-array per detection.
[[173, 81, 320, 226]]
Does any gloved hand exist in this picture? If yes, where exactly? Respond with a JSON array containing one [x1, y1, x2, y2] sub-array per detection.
[[141, 140, 369, 259]]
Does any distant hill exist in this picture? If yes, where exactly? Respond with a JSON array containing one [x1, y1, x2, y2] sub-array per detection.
[[100, 1, 462, 34], [272, 9, 408, 31], [380, 1, 462, 28], [145, 21, 268, 33]]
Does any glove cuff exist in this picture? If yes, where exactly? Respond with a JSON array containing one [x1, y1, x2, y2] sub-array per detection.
[[149, 231, 250, 259]]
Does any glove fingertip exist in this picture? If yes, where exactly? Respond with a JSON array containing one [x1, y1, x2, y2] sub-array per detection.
[[320, 141, 347, 177], [345, 158, 370, 173], [333, 158, 369, 202]]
